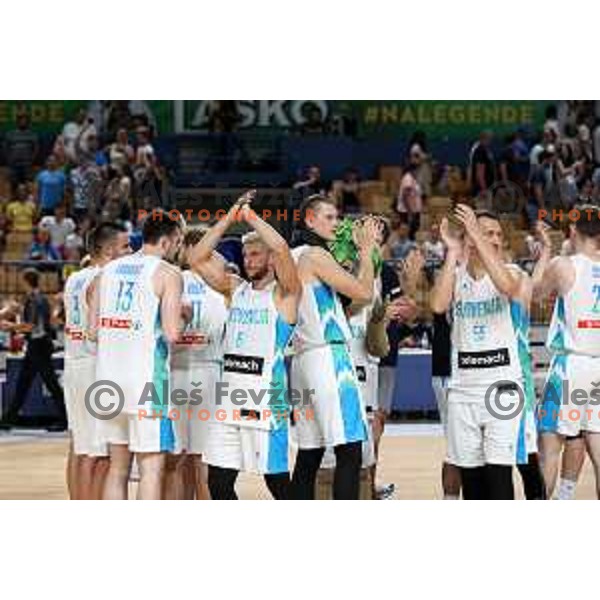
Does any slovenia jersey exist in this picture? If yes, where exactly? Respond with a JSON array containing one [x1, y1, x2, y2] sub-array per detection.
[[220, 281, 295, 430], [449, 264, 527, 397], [64, 266, 99, 360], [547, 254, 600, 357], [291, 245, 352, 353], [96, 252, 170, 416], [171, 270, 227, 369]]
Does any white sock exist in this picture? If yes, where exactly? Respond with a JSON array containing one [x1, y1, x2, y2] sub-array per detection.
[[556, 478, 577, 500], [443, 494, 460, 500]]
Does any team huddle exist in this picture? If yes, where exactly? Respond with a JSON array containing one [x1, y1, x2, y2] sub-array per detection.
[[62, 190, 600, 500], [62, 192, 391, 500]]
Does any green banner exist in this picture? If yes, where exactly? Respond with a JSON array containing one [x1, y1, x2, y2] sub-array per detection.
[[0, 100, 173, 134], [348, 100, 548, 138], [0, 101, 86, 132], [0, 100, 550, 139]]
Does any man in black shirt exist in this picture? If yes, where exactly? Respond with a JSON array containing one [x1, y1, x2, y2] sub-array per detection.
[[374, 259, 419, 498], [1, 269, 67, 430], [469, 130, 496, 198], [431, 311, 461, 499]]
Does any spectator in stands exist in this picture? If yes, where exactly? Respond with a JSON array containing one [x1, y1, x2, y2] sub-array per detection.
[[70, 160, 104, 222], [468, 130, 496, 198], [4, 113, 39, 190], [75, 121, 107, 168], [6, 183, 37, 234], [335, 168, 361, 213], [207, 101, 240, 133], [408, 139, 432, 199], [99, 197, 132, 231], [62, 107, 88, 163], [499, 131, 529, 191], [108, 128, 134, 171], [530, 127, 558, 170], [39, 204, 76, 257], [577, 176, 595, 204], [28, 227, 61, 261], [527, 147, 560, 225], [63, 239, 83, 262], [388, 221, 415, 261], [133, 126, 157, 187], [0, 268, 67, 431], [293, 165, 328, 199], [397, 149, 424, 240], [544, 104, 561, 138], [36, 154, 66, 216], [299, 103, 327, 135], [423, 222, 445, 270]]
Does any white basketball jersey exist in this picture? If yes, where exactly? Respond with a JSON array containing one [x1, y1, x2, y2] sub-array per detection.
[[348, 281, 381, 371], [547, 254, 600, 357], [449, 264, 526, 396], [291, 245, 352, 352], [64, 266, 99, 360], [171, 270, 227, 369], [220, 281, 295, 430], [96, 253, 169, 415]]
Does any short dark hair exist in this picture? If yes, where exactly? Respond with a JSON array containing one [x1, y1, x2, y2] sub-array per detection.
[[299, 194, 336, 226], [474, 209, 500, 223], [141, 209, 183, 244], [574, 204, 600, 240], [22, 267, 40, 289], [88, 222, 127, 255]]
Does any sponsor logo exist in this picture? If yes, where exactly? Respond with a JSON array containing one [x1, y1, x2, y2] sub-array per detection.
[[99, 317, 132, 329], [223, 353, 264, 376], [458, 348, 510, 369]]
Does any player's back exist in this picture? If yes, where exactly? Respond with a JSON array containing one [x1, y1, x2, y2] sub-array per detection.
[[171, 270, 227, 369], [64, 266, 100, 361], [96, 252, 168, 414], [547, 253, 600, 357]]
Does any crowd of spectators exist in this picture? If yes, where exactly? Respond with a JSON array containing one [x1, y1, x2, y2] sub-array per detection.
[[0, 106, 166, 264]]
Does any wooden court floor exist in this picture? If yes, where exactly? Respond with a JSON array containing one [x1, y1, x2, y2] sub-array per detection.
[[0, 432, 597, 499]]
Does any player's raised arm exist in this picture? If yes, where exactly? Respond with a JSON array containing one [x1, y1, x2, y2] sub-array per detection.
[[188, 194, 249, 298], [430, 217, 462, 314], [455, 204, 520, 299], [530, 221, 574, 299]]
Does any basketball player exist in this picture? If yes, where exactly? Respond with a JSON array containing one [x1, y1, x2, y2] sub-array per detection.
[[189, 192, 301, 500], [432, 205, 533, 500], [533, 206, 600, 498], [63, 223, 130, 500], [167, 228, 228, 500], [290, 195, 380, 500], [91, 210, 184, 500]]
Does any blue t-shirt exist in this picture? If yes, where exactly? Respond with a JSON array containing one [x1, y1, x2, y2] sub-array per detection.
[[36, 169, 66, 210]]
